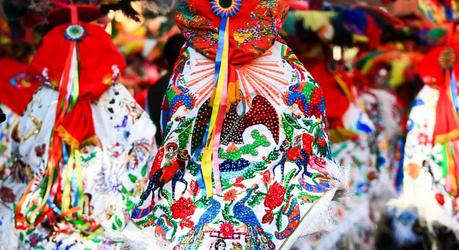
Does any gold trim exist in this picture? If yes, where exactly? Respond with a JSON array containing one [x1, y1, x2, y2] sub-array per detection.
[[56, 125, 99, 150], [17, 115, 42, 141]]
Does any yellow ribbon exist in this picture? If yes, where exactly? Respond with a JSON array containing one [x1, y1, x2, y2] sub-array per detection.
[[202, 18, 230, 197]]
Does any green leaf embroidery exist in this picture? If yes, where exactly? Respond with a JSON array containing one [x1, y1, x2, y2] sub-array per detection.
[[247, 191, 265, 207], [128, 173, 138, 183], [195, 197, 209, 209], [141, 164, 147, 177], [92, 237, 102, 243], [120, 185, 129, 195], [115, 215, 123, 229], [282, 116, 294, 142], [222, 203, 231, 222], [284, 113, 302, 130], [161, 189, 174, 205], [187, 161, 198, 176], [284, 169, 296, 185], [276, 205, 284, 231], [126, 199, 135, 211]]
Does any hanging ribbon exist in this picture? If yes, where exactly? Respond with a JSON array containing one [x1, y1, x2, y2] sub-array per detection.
[[200, 0, 241, 197], [432, 47, 459, 198]]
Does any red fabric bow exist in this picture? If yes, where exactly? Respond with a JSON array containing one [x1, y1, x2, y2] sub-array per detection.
[[31, 22, 126, 147]]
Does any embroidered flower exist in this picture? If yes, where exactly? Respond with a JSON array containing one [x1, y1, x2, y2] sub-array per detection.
[[171, 198, 196, 219], [264, 182, 285, 210], [219, 221, 234, 238], [223, 189, 238, 201], [286, 147, 302, 161], [189, 180, 199, 196], [417, 133, 430, 146], [262, 170, 271, 184]]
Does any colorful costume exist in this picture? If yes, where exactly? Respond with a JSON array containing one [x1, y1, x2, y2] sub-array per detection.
[[0, 58, 40, 249], [0, 5, 158, 248], [134, 1, 345, 249], [394, 44, 459, 231], [293, 61, 378, 250]]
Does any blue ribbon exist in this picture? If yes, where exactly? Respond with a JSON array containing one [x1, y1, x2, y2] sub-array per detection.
[[450, 70, 459, 112]]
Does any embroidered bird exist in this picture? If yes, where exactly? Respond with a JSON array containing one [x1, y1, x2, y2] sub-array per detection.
[[180, 197, 222, 246], [233, 184, 275, 249]]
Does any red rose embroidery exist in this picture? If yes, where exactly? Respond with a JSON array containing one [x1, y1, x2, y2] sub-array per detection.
[[264, 182, 286, 210], [287, 147, 302, 161], [171, 197, 196, 219], [219, 221, 234, 238]]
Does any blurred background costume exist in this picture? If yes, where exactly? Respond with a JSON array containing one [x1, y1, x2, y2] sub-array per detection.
[[393, 42, 459, 231], [0, 4, 159, 248], [133, 0, 345, 249], [0, 58, 40, 250]]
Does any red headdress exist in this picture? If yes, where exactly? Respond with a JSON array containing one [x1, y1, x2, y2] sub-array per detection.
[[417, 40, 459, 196], [176, 0, 289, 65], [0, 58, 40, 114]]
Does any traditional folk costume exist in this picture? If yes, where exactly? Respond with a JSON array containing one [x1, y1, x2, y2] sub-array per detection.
[[293, 60, 377, 250], [393, 44, 459, 231], [0, 5, 158, 248], [0, 58, 40, 249], [133, 0, 345, 249]]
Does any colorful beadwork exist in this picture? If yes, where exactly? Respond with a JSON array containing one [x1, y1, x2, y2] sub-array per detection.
[[210, 0, 242, 17]]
